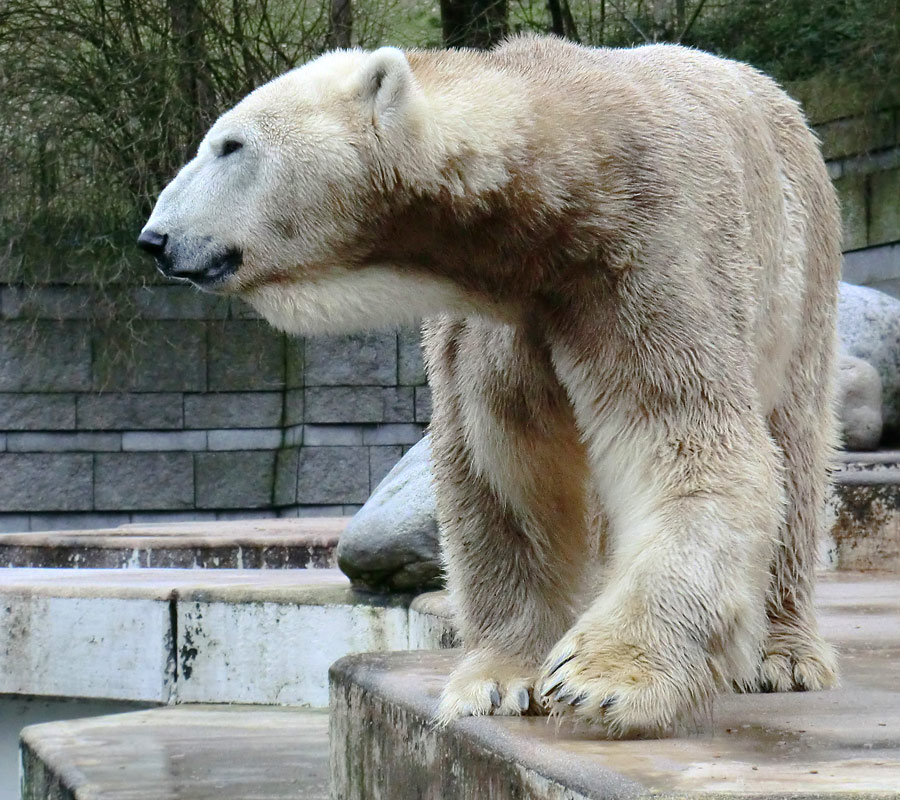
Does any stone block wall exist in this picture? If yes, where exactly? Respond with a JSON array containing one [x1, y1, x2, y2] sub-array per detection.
[[0, 286, 429, 532], [788, 74, 900, 296]]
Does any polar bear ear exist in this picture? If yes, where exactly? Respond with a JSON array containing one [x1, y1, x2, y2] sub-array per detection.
[[358, 47, 415, 127]]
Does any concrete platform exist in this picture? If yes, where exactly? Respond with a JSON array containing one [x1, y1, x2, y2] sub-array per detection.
[[20, 705, 329, 800], [331, 573, 900, 799], [0, 568, 419, 706], [0, 517, 344, 569]]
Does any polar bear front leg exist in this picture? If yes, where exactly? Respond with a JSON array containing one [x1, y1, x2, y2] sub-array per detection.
[[424, 317, 594, 724], [541, 334, 783, 737]]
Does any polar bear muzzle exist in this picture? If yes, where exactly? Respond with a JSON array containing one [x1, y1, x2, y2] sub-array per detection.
[[137, 229, 242, 291]]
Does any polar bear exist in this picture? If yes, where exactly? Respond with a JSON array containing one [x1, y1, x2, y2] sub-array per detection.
[[139, 35, 840, 737]]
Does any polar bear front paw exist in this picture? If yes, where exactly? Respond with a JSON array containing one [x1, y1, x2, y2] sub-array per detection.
[[537, 626, 709, 738], [436, 652, 542, 724]]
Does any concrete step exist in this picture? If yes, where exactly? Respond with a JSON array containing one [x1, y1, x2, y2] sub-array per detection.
[[835, 449, 900, 475], [0, 567, 436, 706], [20, 705, 329, 800], [829, 452, 900, 571], [0, 517, 344, 569], [331, 572, 900, 799], [1, 697, 150, 799]]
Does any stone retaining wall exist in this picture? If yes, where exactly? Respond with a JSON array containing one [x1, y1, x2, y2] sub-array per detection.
[[0, 286, 429, 531], [788, 74, 900, 296]]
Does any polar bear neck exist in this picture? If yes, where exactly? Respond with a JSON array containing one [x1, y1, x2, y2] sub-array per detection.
[[346, 50, 629, 307]]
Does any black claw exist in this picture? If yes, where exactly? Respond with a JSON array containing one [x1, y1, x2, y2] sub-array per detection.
[[489, 687, 501, 708], [554, 687, 577, 704], [598, 696, 616, 710], [570, 691, 589, 707], [546, 652, 575, 679]]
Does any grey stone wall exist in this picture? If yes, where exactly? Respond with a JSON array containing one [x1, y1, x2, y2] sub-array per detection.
[[0, 286, 428, 532], [787, 74, 900, 297]]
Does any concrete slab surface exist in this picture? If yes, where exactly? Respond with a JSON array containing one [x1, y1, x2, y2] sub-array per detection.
[[0, 569, 419, 705], [20, 705, 329, 800], [0, 697, 151, 800], [331, 573, 900, 799], [0, 517, 344, 569]]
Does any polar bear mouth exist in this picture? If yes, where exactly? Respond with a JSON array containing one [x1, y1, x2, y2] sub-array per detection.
[[167, 247, 243, 291], [181, 248, 243, 289]]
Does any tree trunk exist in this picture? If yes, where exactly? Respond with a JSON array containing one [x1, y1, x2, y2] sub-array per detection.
[[330, 0, 352, 49], [547, 0, 564, 36], [168, 0, 212, 145], [440, 0, 507, 49]]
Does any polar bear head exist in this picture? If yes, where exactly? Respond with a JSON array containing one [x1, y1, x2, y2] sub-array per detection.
[[139, 48, 492, 334]]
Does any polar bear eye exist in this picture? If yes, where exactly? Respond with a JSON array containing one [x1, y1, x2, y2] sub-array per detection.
[[220, 139, 243, 157]]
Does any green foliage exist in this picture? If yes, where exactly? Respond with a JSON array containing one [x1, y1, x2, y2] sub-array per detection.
[[0, 0, 399, 290], [687, 0, 899, 84]]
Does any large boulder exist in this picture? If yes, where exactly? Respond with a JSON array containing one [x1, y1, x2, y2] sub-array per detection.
[[836, 353, 883, 451], [337, 436, 442, 591], [838, 282, 900, 442]]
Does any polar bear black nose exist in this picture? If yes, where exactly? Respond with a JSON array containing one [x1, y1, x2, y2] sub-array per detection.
[[137, 229, 168, 256]]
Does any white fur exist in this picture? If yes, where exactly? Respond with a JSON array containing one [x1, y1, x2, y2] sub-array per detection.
[[244, 267, 487, 335]]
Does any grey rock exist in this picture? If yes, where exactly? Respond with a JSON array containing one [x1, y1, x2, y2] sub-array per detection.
[[383, 387, 416, 422], [284, 389, 304, 426], [7, 432, 121, 452], [285, 337, 304, 388], [337, 435, 442, 591], [836, 354, 883, 450], [206, 428, 282, 451], [842, 243, 900, 299], [369, 445, 403, 488], [838, 282, 900, 440], [414, 386, 432, 423], [304, 387, 416, 424], [302, 425, 364, 446], [305, 387, 385, 424], [1, 286, 105, 320]]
